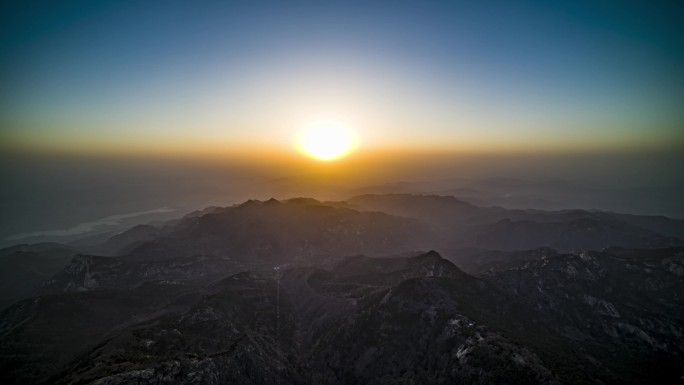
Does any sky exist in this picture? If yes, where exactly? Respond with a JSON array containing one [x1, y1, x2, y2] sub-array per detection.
[[1, 0, 683, 157], [1, 0, 684, 239]]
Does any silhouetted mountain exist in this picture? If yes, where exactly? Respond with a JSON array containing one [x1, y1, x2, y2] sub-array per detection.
[[1, 196, 683, 384], [90, 224, 161, 256], [39, 198, 431, 294], [459, 216, 681, 251], [605, 212, 684, 239], [348, 194, 684, 253], [125, 198, 432, 263], [350, 177, 684, 218], [348, 194, 482, 227], [54, 195, 683, 270]]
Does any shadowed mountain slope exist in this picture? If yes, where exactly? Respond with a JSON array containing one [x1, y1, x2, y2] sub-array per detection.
[[1, 249, 681, 384], [1, 196, 683, 384], [0, 243, 77, 310]]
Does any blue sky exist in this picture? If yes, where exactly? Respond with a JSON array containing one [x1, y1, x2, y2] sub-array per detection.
[[1, 0, 682, 154]]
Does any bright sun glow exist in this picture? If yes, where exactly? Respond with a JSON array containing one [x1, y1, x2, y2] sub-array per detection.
[[298, 122, 357, 161]]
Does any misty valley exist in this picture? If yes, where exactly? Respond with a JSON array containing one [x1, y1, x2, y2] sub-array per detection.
[[1, 194, 682, 384]]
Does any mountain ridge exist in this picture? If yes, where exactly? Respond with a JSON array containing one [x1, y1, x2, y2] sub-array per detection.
[[1, 195, 683, 384]]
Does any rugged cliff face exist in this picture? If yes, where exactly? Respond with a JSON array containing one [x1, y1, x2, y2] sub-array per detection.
[[478, 247, 684, 384], [24, 252, 560, 385], [2, 248, 682, 385]]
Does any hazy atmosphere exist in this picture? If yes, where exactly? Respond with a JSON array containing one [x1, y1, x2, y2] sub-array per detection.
[[1, 1, 683, 384], [2, 149, 684, 247], [2, 0, 683, 245]]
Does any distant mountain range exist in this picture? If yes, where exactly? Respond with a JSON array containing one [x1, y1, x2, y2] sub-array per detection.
[[1, 194, 683, 384], [347, 194, 684, 258]]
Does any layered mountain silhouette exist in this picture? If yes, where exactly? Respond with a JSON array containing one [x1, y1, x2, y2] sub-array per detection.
[[347, 194, 684, 251], [1, 195, 683, 384]]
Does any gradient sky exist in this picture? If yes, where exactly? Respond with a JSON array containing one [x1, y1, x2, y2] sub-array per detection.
[[1, 0, 683, 156]]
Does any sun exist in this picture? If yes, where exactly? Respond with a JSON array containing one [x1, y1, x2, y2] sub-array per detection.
[[297, 122, 357, 161]]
